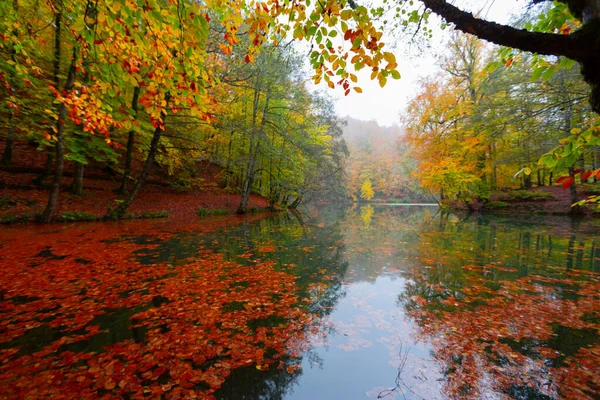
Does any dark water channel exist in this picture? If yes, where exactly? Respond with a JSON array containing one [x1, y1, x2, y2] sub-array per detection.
[[1, 205, 599, 399]]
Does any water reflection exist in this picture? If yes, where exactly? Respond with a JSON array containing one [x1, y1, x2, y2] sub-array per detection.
[[129, 206, 600, 399], [0, 207, 598, 399]]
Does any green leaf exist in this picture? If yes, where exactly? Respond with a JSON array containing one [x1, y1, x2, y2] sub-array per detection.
[[531, 66, 546, 81]]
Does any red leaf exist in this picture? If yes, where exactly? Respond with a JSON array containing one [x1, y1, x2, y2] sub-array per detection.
[[561, 177, 574, 190], [581, 170, 592, 181], [555, 176, 569, 184], [573, 169, 582, 174]]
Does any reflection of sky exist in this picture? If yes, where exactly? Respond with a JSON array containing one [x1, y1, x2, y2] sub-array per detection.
[[287, 275, 444, 400]]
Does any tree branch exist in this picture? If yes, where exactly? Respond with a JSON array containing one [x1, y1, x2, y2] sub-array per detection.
[[419, 0, 588, 62]]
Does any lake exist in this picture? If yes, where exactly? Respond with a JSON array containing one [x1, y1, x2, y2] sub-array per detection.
[[1, 205, 599, 399]]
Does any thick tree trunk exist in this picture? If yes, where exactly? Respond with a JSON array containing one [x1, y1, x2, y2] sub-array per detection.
[[110, 102, 169, 219], [118, 86, 140, 194]]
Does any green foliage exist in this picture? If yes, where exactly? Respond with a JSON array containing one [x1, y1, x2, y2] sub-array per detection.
[[485, 201, 510, 209], [0, 213, 37, 224], [495, 190, 555, 202], [137, 211, 169, 219], [58, 212, 97, 222], [197, 208, 231, 216], [580, 184, 600, 195]]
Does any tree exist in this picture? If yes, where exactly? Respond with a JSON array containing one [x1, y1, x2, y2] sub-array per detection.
[[360, 179, 374, 200], [418, 0, 600, 114]]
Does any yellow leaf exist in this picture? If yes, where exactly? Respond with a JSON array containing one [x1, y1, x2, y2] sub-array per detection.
[[354, 87, 363, 93]]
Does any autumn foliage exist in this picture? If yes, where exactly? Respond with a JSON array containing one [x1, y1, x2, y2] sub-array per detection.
[[0, 218, 320, 398]]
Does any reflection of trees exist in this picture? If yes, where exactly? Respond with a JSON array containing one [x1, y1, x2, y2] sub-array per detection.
[[340, 206, 433, 282], [360, 205, 374, 227], [399, 213, 600, 399], [198, 212, 351, 399]]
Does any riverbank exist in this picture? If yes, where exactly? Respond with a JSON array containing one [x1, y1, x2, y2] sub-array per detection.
[[447, 185, 600, 216], [0, 142, 270, 224]]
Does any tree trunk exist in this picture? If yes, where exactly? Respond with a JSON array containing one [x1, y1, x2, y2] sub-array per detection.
[[2, 123, 16, 167], [289, 194, 302, 209], [41, 46, 77, 223], [524, 169, 532, 189], [580, 154, 586, 183], [32, 151, 54, 185], [238, 81, 269, 213], [70, 162, 84, 196], [594, 146, 598, 183], [569, 166, 584, 215], [1, 0, 19, 166], [118, 86, 140, 194], [109, 100, 169, 219]]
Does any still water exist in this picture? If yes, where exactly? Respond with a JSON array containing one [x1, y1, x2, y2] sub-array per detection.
[[0, 205, 599, 399]]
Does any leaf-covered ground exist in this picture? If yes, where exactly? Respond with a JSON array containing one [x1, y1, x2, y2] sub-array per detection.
[[0, 217, 315, 399], [0, 140, 269, 222]]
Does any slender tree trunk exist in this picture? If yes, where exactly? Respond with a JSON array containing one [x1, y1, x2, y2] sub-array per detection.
[[579, 154, 586, 183], [238, 81, 269, 213], [35, 4, 63, 185], [524, 169, 532, 189], [32, 151, 54, 185], [70, 162, 84, 195], [1, 0, 19, 166], [593, 146, 598, 183], [289, 194, 302, 209], [118, 86, 140, 194], [41, 5, 77, 222], [2, 118, 16, 167], [110, 98, 169, 219], [569, 166, 584, 215], [41, 46, 77, 223]]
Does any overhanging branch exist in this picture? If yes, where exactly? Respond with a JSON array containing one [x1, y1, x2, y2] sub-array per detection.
[[419, 0, 588, 62]]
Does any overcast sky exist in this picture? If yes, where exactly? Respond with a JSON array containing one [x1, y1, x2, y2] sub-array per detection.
[[316, 0, 531, 126]]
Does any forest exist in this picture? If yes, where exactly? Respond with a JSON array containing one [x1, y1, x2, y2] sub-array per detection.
[[403, 31, 600, 213], [1, 1, 600, 399], [2, 0, 599, 223]]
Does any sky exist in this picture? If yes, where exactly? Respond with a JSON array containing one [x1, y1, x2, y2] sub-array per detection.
[[318, 0, 531, 126]]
